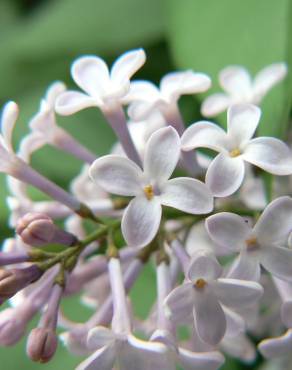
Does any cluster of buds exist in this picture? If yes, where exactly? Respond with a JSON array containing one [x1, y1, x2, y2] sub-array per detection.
[[0, 48, 291, 370]]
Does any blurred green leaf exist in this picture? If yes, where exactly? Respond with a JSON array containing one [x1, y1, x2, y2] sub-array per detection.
[[164, 0, 291, 137]]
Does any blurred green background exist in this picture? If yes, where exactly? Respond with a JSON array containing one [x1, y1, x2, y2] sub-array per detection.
[[0, 0, 291, 368]]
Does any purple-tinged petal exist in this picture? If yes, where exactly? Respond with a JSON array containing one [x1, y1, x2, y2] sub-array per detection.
[[178, 348, 225, 370], [181, 121, 228, 152], [121, 196, 162, 247], [260, 245, 292, 282], [160, 177, 213, 214], [281, 301, 292, 328], [243, 137, 292, 175], [76, 344, 116, 370], [227, 104, 261, 146], [206, 153, 245, 197], [227, 248, 261, 282], [143, 126, 180, 183], [259, 329, 292, 358], [187, 252, 222, 282], [89, 155, 143, 197], [254, 196, 292, 245], [164, 283, 194, 323], [55, 91, 98, 115], [212, 278, 263, 308], [87, 327, 115, 350], [193, 287, 226, 345], [206, 212, 251, 253]]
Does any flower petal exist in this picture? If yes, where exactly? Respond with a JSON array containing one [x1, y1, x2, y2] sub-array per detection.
[[160, 177, 213, 214], [224, 306, 245, 337], [121, 196, 162, 247], [143, 126, 180, 183], [76, 344, 116, 370], [254, 63, 287, 102], [193, 287, 226, 345], [178, 348, 225, 370], [111, 49, 146, 85], [181, 121, 228, 152], [55, 91, 98, 115], [227, 104, 261, 146], [89, 155, 143, 196], [160, 71, 211, 101], [201, 93, 231, 117], [1, 101, 19, 152], [260, 245, 292, 282], [219, 66, 252, 99], [227, 248, 261, 282], [281, 301, 292, 328], [71, 56, 110, 98], [164, 282, 194, 323], [87, 327, 115, 349], [126, 80, 160, 103], [187, 252, 222, 282], [259, 329, 292, 359], [212, 278, 263, 308], [206, 153, 245, 197], [242, 137, 292, 175], [206, 212, 251, 253], [253, 196, 292, 245]]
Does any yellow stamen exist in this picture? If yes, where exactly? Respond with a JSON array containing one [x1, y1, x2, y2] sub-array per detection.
[[144, 185, 154, 200], [245, 237, 258, 249], [229, 148, 241, 158], [195, 278, 207, 289]]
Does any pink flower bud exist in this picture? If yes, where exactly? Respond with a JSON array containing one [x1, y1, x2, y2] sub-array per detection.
[[26, 327, 58, 363], [16, 212, 77, 247], [0, 265, 42, 304], [0, 308, 27, 346]]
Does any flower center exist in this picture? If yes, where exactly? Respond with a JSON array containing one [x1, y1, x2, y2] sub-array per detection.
[[195, 278, 207, 289], [245, 236, 258, 250], [143, 185, 154, 200], [229, 148, 241, 158]]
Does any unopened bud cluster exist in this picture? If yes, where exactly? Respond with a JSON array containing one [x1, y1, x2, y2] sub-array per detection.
[[0, 49, 291, 369]]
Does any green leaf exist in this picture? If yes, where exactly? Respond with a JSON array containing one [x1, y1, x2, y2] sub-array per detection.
[[164, 0, 291, 137]]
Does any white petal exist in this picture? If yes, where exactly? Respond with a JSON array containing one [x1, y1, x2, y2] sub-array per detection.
[[206, 212, 251, 253], [187, 252, 222, 282], [127, 101, 157, 121], [55, 91, 98, 115], [227, 104, 261, 146], [181, 121, 228, 152], [253, 63, 288, 102], [193, 287, 226, 345], [160, 71, 211, 102], [224, 306, 245, 337], [254, 196, 292, 245], [89, 155, 143, 196], [206, 153, 245, 197], [260, 245, 292, 282], [87, 327, 115, 349], [143, 126, 180, 183], [164, 283, 194, 323], [45, 81, 67, 107], [126, 80, 160, 103], [120, 335, 168, 370], [281, 301, 292, 328], [212, 278, 263, 308], [201, 93, 231, 117], [219, 66, 252, 99], [111, 49, 146, 85], [121, 196, 162, 247], [178, 348, 225, 370], [76, 344, 116, 370], [1, 101, 19, 152], [71, 56, 110, 98], [227, 248, 261, 281], [243, 137, 292, 175], [259, 329, 292, 358], [222, 334, 256, 362], [160, 177, 213, 214]]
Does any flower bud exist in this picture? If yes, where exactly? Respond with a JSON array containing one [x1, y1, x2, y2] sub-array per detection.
[[26, 327, 58, 363], [16, 212, 78, 247], [0, 308, 27, 346], [0, 265, 42, 304]]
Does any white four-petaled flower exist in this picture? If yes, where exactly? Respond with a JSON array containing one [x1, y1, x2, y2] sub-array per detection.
[[206, 196, 292, 282], [181, 104, 292, 197], [201, 63, 287, 117], [90, 126, 213, 247]]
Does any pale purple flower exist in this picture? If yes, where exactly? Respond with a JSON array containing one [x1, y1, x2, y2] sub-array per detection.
[[206, 196, 292, 282], [181, 104, 292, 197], [90, 126, 213, 247], [201, 63, 287, 117], [164, 251, 263, 345]]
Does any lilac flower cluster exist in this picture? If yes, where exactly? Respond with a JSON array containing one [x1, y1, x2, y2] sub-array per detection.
[[0, 49, 291, 369]]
